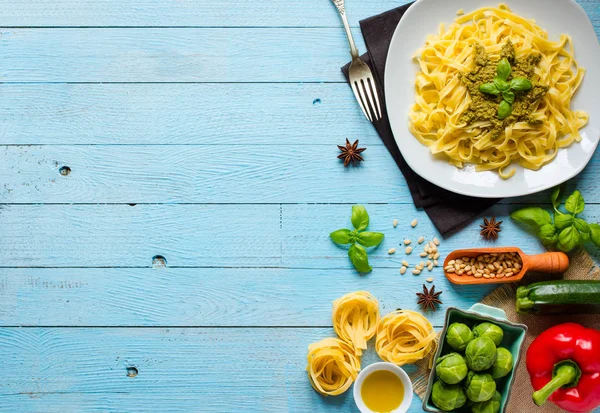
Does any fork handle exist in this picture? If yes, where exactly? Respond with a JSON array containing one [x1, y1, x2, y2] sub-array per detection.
[[330, 0, 359, 59]]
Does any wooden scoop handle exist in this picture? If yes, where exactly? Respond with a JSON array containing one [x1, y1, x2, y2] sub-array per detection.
[[526, 252, 569, 274]]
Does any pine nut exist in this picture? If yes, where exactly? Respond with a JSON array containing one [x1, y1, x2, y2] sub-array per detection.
[[434, 252, 440, 260], [483, 274, 491, 279], [448, 260, 456, 265], [434, 260, 439, 266], [393, 219, 398, 228], [433, 237, 440, 246], [388, 248, 396, 255], [400, 266, 407, 275], [426, 260, 432, 266], [418, 236, 425, 244], [405, 247, 413, 254], [420, 252, 428, 257], [426, 277, 433, 283], [446, 268, 456, 273], [411, 219, 418, 227], [413, 269, 421, 275], [402, 260, 409, 267]]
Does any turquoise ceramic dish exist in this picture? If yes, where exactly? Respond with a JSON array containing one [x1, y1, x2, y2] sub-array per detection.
[[422, 303, 527, 413]]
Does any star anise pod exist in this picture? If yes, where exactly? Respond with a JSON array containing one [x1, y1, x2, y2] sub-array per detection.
[[480, 217, 503, 240], [416, 284, 443, 312], [337, 138, 366, 167]]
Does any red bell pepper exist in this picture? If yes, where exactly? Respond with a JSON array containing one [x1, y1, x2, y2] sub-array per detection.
[[526, 323, 600, 412]]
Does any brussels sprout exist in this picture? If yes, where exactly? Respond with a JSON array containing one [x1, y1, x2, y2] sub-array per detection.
[[490, 347, 513, 379], [473, 322, 504, 346], [472, 391, 502, 413], [466, 336, 497, 371], [435, 352, 468, 384], [431, 380, 467, 411], [464, 371, 497, 402], [445, 322, 474, 351]]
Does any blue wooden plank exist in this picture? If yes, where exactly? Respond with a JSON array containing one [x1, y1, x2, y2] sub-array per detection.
[[0, 0, 595, 31], [0, 267, 493, 327], [1, 202, 593, 268], [2, 144, 600, 204], [0, 327, 436, 413], [0, 0, 408, 27], [0, 84, 375, 145], [0, 28, 365, 83]]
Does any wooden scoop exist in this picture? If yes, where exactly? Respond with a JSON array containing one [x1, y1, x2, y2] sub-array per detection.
[[443, 247, 569, 285]]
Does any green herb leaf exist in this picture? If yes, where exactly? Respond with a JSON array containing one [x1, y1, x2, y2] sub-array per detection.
[[494, 77, 510, 92], [589, 223, 600, 248], [510, 207, 552, 231], [498, 100, 512, 120], [479, 83, 500, 96], [510, 78, 533, 91], [550, 185, 562, 212], [555, 213, 574, 230], [348, 243, 372, 273], [330, 229, 353, 245], [351, 205, 369, 231], [356, 231, 385, 248], [497, 58, 512, 80], [538, 224, 558, 246], [574, 218, 590, 234], [502, 90, 515, 104], [581, 231, 591, 243], [557, 226, 581, 252], [565, 190, 585, 215]]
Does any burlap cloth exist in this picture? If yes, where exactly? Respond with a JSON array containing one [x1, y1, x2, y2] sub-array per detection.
[[409, 248, 600, 412]]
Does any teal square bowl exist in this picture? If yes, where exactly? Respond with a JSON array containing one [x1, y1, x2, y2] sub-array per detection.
[[422, 303, 528, 413]]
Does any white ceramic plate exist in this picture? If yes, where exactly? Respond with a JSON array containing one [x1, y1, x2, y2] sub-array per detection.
[[385, 0, 600, 198]]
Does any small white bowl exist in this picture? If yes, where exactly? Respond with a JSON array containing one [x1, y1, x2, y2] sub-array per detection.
[[353, 362, 413, 413]]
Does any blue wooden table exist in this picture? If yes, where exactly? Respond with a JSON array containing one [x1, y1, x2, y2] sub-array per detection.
[[0, 1, 598, 412]]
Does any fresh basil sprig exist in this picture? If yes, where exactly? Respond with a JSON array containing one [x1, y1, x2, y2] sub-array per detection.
[[479, 58, 533, 120], [330, 205, 384, 273], [511, 186, 600, 252]]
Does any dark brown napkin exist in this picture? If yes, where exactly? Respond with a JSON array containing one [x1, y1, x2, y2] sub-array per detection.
[[342, 3, 499, 237]]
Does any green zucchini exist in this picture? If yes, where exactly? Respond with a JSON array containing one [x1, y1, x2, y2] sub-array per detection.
[[516, 280, 600, 314]]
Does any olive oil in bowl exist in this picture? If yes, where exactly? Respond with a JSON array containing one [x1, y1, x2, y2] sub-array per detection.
[[354, 362, 413, 413]]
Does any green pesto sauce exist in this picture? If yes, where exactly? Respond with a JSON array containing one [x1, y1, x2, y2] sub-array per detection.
[[460, 40, 548, 138]]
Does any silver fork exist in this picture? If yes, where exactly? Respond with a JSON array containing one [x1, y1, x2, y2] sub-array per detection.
[[330, 0, 382, 122]]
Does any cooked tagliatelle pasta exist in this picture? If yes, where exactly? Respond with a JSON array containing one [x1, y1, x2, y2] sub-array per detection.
[[375, 310, 437, 366], [306, 338, 361, 396], [409, 4, 589, 178], [332, 291, 380, 356]]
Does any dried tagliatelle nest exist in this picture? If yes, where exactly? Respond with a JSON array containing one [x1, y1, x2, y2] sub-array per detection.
[[306, 338, 361, 396], [332, 291, 380, 356], [375, 309, 438, 367]]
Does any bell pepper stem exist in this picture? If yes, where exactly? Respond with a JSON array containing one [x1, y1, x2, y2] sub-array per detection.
[[532, 363, 579, 406]]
